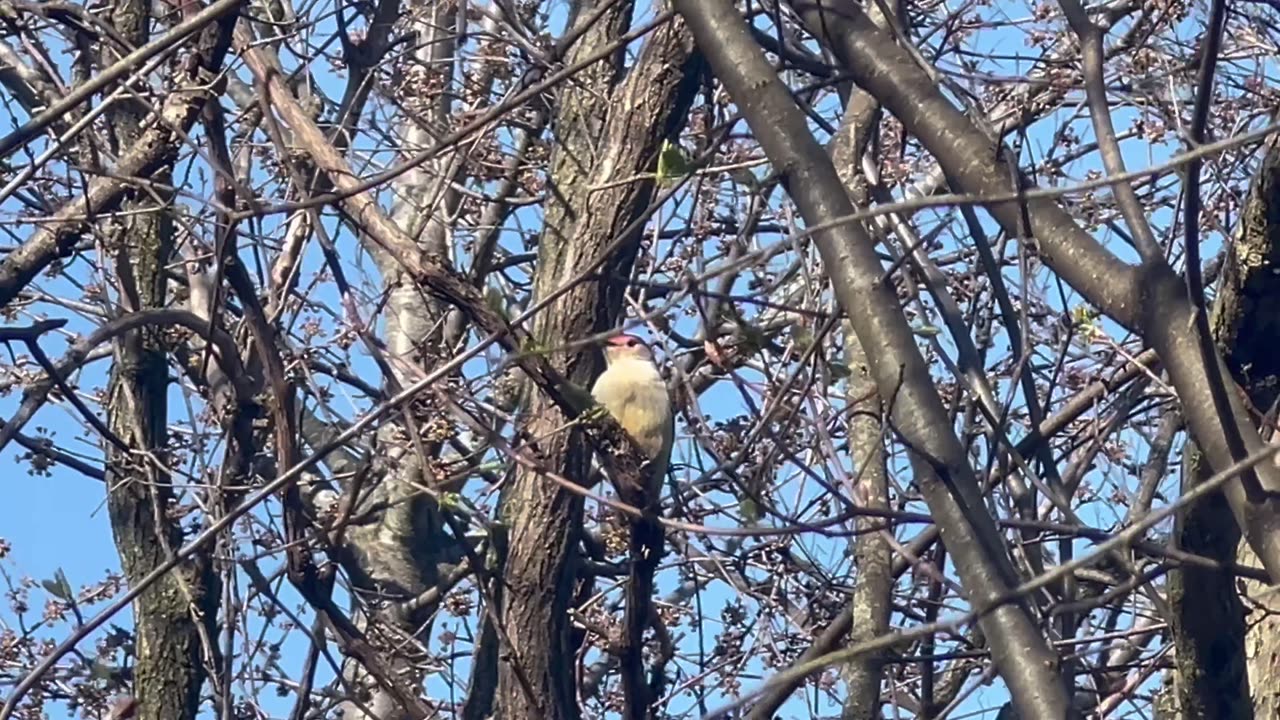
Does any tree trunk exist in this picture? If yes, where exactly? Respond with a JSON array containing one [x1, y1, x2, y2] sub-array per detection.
[[1166, 137, 1280, 719], [840, 326, 892, 720], [1167, 451, 1249, 719], [104, 203, 218, 720], [101, 3, 218, 716], [271, 4, 469, 718], [491, 5, 699, 717], [675, 3, 1076, 716], [828, 20, 892, 716], [1222, 139, 1280, 719]]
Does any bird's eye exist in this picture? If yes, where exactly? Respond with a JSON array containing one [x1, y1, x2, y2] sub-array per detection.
[[627, 339, 639, 347]]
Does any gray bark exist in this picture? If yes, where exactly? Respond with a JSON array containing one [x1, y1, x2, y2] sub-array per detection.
[[841, 328, 892, 720], [828, 16, 893, 716], [787, 0, 1280, 581], [670, 2, 1075, 718], [333, 2, 465, 718]]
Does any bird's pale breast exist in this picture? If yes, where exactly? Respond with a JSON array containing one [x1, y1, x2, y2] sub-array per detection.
[[591, 362, 671, 460]]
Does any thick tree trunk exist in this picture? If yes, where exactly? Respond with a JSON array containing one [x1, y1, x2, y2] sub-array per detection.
[[104, 202, 218, 720], [1223, 140, 1280, 719], [1241, 538, 1280, 717], [1168, 452, 1249, 720], [101, 3, 218, 715], [491, 5, 699, 717], [1165, 138, 1280, 719]]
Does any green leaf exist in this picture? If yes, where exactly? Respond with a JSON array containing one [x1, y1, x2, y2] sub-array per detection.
[[656, 139, 692, 185], [42, 569, 73, 601], [1071, 304, 1099, 328], [790, 325, 814, 352], [484, 285, 509, 322], [439, 492, 463, 511], [89, 660, 119, 680]]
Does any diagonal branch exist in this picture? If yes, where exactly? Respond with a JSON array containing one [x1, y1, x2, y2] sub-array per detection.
[[0, 0, 241, 158], [0, 0, 240, 308], [668, 2, 1075, 718], [788, 0, 1280, 581], [0, 311, 252, 454], [238, 42, 657, 496]]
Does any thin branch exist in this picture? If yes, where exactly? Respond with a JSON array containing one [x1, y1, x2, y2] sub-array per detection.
[[671, 2, 1073, 717]]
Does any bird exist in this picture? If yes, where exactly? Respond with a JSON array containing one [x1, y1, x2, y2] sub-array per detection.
[[590, 333, 674, 502], [591, 335, 673, 710]]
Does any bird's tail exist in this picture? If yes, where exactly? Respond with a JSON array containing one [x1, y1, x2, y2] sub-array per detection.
[[620, 508, 663, 719]]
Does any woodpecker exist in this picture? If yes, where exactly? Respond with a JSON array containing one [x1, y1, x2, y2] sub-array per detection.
[[590, 334, 674, 500]]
